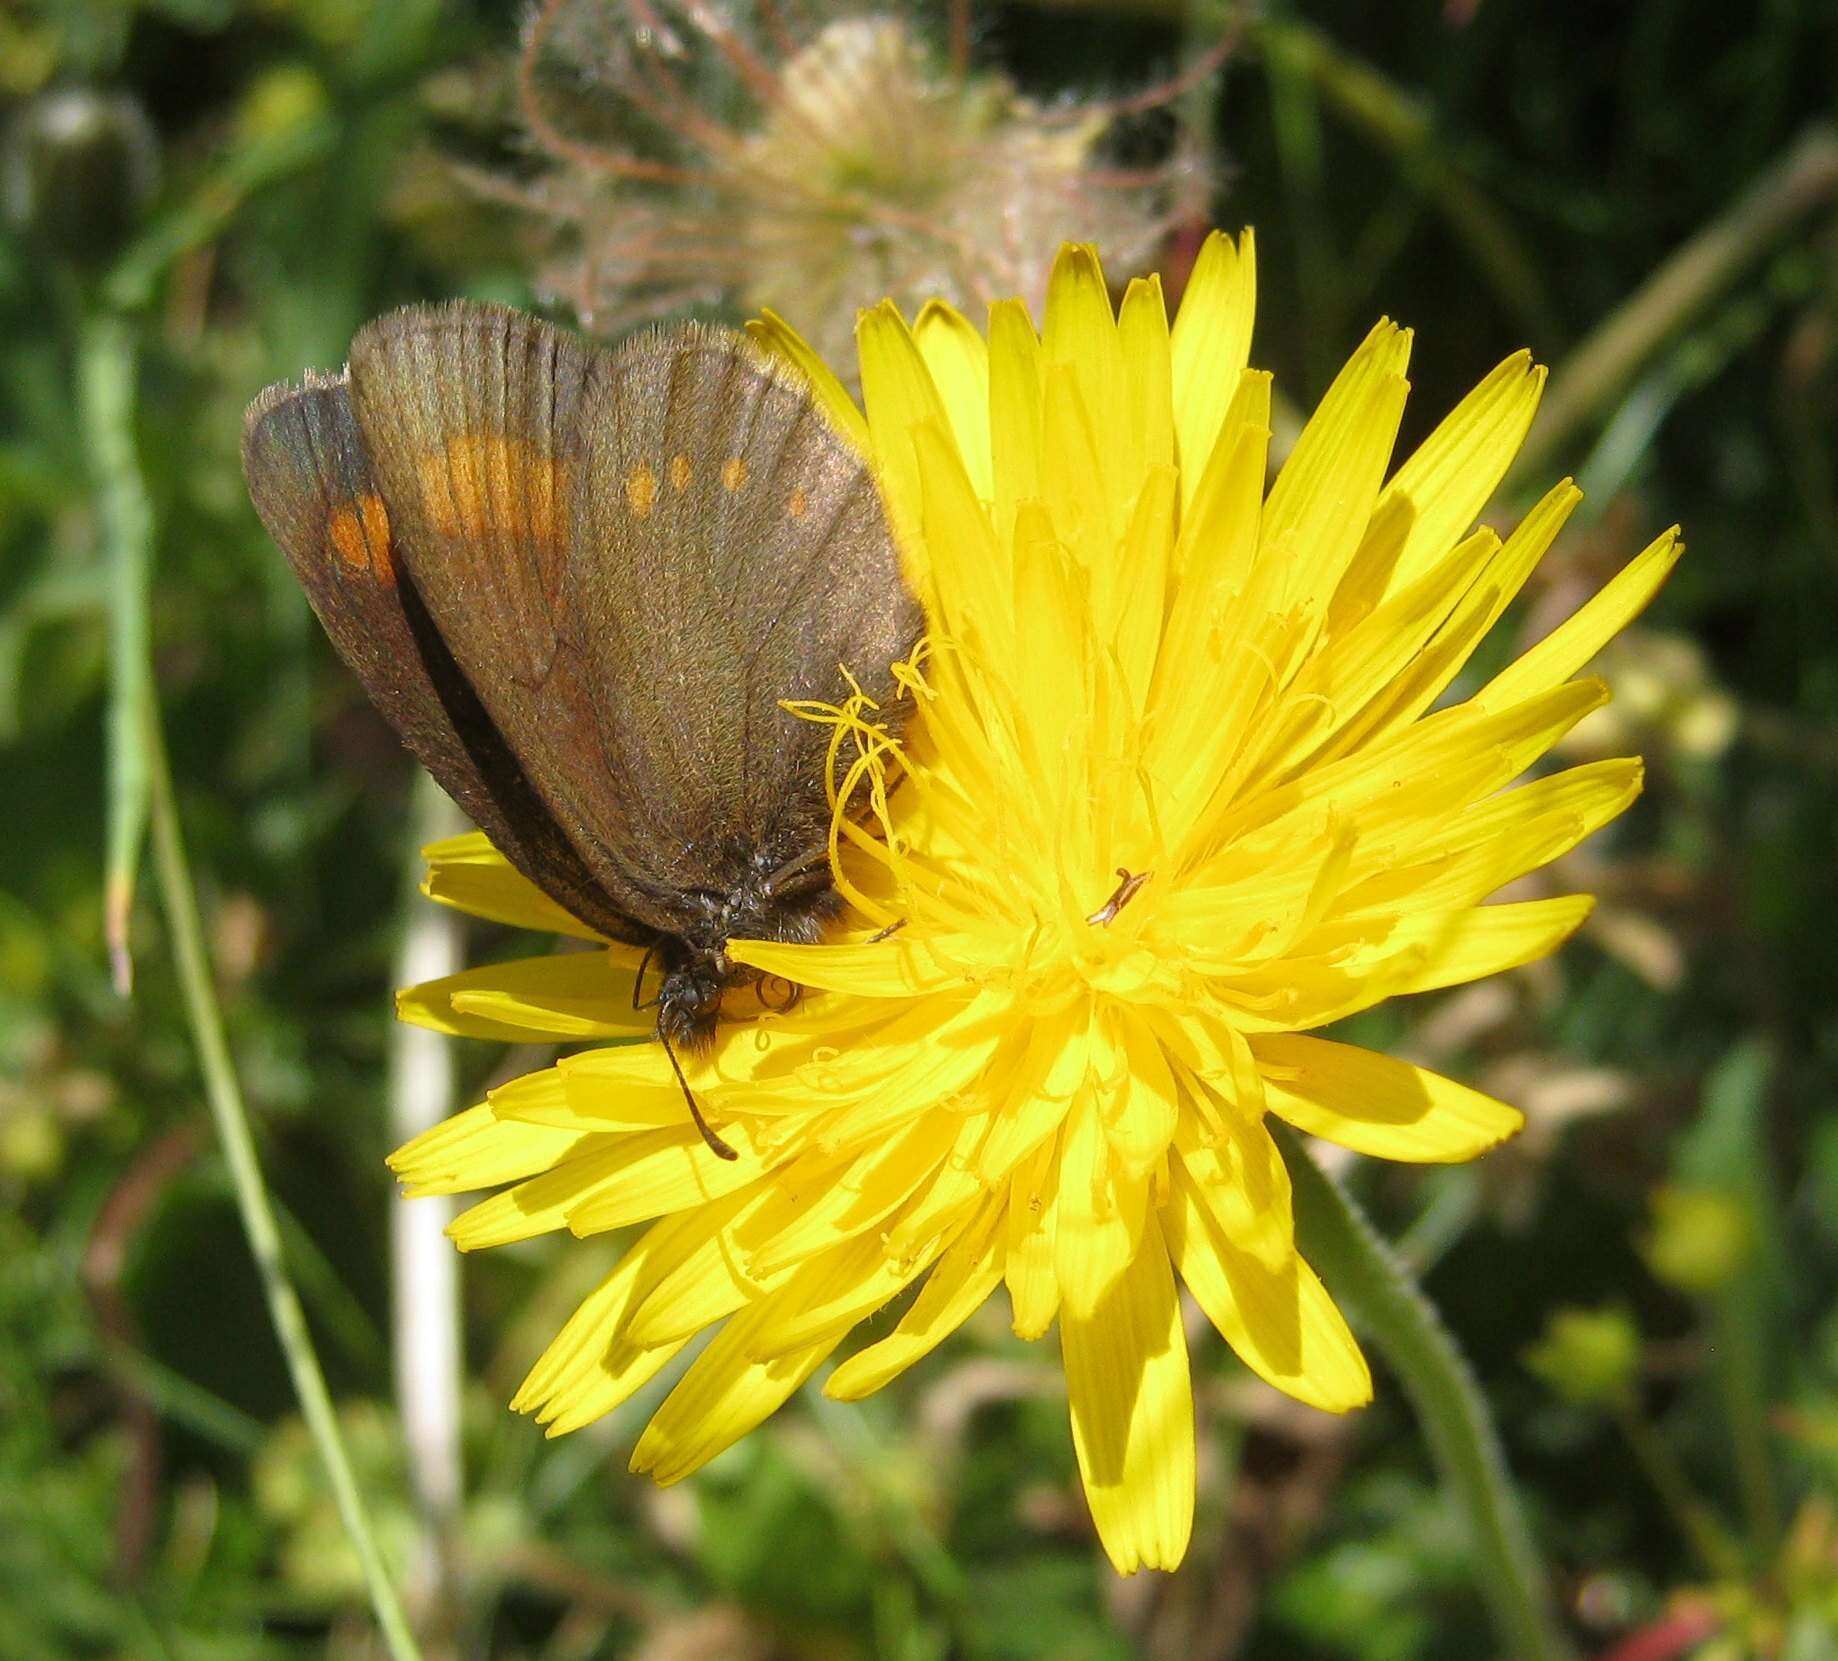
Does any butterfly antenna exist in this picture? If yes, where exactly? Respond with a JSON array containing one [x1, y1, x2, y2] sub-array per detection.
[[660, 1029, 739, 1161]]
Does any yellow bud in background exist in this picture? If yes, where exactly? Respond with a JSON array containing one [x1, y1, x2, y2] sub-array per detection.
[[0, 1102, 61, 1183], [1642, 1184, 1754, 1294], [235, 65, 330, 149], [1524, 1305, 1642, 1409]]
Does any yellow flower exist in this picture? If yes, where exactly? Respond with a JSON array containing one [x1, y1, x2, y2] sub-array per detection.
[[390, 231, 1680, 1575]]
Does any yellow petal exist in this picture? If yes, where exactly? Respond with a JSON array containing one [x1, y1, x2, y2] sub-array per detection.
[[1376, 350, 1546, 598], [1110, 465, 1179, 712], [1174, 814, 1355, 971], [741, 1110, 957, 1277], [1005, 1134, 1063, 1339], [629, 1297, 838, 1485], [1476, 525, 1684, 711], [1043, 243, 1125, 522], [913, 298, 993, 500], [1055, 1087, 1150, 1318], [1147, 371, 1271, 787], [562, 1121, 771, 1237], [1117, 274, 1174, 485], [556, 997, 967, 1108], [725, 934, 963, 997], [745, 1228, 944, 1359], [824, 1202, 1004, 1399], [1167, 1162, 1371, 1412], [976, 1010, 1086, 1188], [444, 1133, 626, 1248], [915, 418, 1013, 665], [1248, 524, 1501, 785], [880, 1111, 996, 1261], [1061, 1230, 1195, 1574], [746, 308, 871, 454], [489, 1063, 681, 1134], [987, 296, 1043, 543], [1312, 479, 1584, 761], [1346, 755, 1644, 915], [1251, 1034, 1524, 1160], [509, 1247, 644, 1416], [1260, 319, 1412, 617], [1216, 673, 1610, 863], [396, 949, 648, 1041], [1170, 228, 1256, 507], [387, 1097, 588, 1197], [1322, 488, 1415, 639], [1003, 505, 1097, 786], [1379, 894, 1596, 995], [511, 1216, 704, 1428], [857, 299, 949, 578], [1038, 361, 1113, 573], [1103, 1015, 1180, 1179], [1173, 1083, 1295, 1270], [419, 830, 602, 939], [445, 1113, 765, 1250], [612, 1189, 781, 1349], [538, 1340, 683, 1438]]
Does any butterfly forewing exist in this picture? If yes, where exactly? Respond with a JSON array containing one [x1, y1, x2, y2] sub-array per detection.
[[344, 302, 685, 934], [240, 371, 638, 942]]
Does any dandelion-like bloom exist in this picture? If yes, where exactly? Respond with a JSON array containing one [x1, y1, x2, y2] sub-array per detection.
[[391, 231, 1680, 1573]]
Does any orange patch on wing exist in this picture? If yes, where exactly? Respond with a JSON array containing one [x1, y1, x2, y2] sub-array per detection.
[[419, 435, 568, 546], [626, 464, 659, 519], [328, 493, 394, 580], [721, 457, 747, 492], [788, 487, 810, 518], [669, 453, 693, 491]]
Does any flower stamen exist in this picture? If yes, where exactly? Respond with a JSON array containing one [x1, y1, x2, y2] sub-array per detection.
[[1086, 867, 1153, 927]]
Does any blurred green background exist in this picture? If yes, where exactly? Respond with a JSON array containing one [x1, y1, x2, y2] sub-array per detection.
[[3, 1, 1836, 1657]]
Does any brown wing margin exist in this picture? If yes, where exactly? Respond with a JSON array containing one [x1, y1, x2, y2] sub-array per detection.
[[241, 370, 647, 944]]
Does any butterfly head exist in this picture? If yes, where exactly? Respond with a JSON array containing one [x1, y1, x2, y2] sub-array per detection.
[[655, 950, 727, 1052]]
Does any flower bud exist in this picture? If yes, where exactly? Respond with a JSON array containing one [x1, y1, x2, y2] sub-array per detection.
[[1525, 1304, 1641, 1408], [2, 89, 159, 269], [1642, 1184, 1753, 1293]]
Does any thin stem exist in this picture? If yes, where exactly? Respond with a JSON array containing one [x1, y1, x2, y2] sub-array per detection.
[[80, 311, 152, 995], [1611, 1403, 1745, 1583], [1712, 1284, 1783, 1563], [88, 313, 422, 1661], [1275, 1125, 1575, 1661], [144, 707, 422, 1661], [1514, 122, 1838, 483], [389, 774, 469, 1637]]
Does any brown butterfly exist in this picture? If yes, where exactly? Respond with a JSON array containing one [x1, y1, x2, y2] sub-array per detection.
[[243, 303, 920, 1156]]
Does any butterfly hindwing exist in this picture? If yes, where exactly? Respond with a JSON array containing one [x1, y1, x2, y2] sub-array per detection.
[[567, 326, 922, 911]]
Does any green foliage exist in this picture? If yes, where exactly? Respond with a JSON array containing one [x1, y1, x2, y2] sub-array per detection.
[[3, 0, 1837, 1656]]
